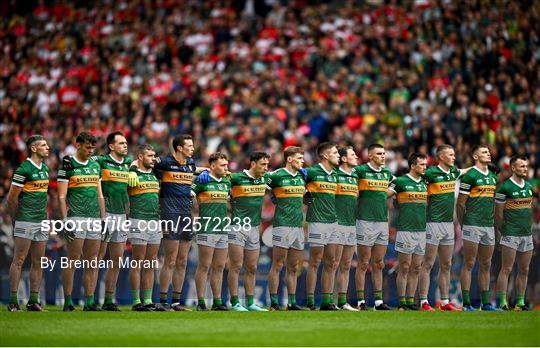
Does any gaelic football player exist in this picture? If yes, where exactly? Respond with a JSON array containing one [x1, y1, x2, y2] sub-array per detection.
[[417, 145, 465, 311], [128, 145, 163, 311], [388, 153, 428, 311], [227, 152, 270, 311], [267, 146, 306, 311], [495, 155, 534, 311], [354, 144, 394, 310], [305, 142, 340, 311], [7, 135, 50, 311], [457, 145, 499, 311], [58, 132, 105, 311], [334, 146, 360, 311], [192, 152, 231, 311]]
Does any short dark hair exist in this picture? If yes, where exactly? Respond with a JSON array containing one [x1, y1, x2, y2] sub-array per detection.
[[338, 146, 353, 163], [26, 135, 45, 155], [76, 131, 97, 145], [137, 144, 155, 155], [510, 155, 528, 167], [209, 152, 228, 164], [317, 142, 337, 158], [436, 144, 454, 158], [283, 146, 304, 161], [408, 152, 427, 168], [471, 145, 489, 156], [368, 143, 384, 152], [250, 151, 270, 163], [106, 131, 125, 147], [172, 134, 193, 152]]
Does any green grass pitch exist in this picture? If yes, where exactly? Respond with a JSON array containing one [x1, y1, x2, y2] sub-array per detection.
[[0, 307, 539, 346]]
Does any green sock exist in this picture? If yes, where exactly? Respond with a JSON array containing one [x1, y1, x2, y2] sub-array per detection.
[[356, 290, 365, 302], [322, 293, 331, 306], [104, 292, 114, 305], [419, 296, 427, 302], [399, 296, 407, 306], [288, 294, 296, 305], [85, 295, 95, 306], [307, 293, 314, 306], [143, 289, 153, 305], [462, 290, 471, 306], [231, 296, 240, 306], [132, 290, 141, 305], [64, 295, 73, 306], [198, 298, 205, 306], [9, 291, 18, 305], [516, 294, 525, 307], [270, 294, 278, 306], [213, 298, 222, 307], [338, 293, 347, 306], [247, 295, 254, 307], [374, 290, 383, 301], [481, 291, 490, 305], [29, 291, 39, 304], [406, 297, 415, 306], [497, 292, 507, 307]]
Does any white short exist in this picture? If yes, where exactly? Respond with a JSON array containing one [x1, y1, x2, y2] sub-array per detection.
[[396, 231, 426, 255], [197, 233, 228, 249], [272, 226, 304, 250], [13, 221, 48, 242], [426, 222, 455, 246], [462, 225, 495, 246], [356, 220, 389, 246], [307, 222, 340, 247], [228, 226, 260, 250], [104, 213, 129, 243], [128, 218, 162, 245], [500, 235, 534, 252], [337, 225, 356, 246], [67, 217, 102, 240]]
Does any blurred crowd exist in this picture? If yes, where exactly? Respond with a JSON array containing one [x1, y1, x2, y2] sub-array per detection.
[[0, 0, 539, 238]]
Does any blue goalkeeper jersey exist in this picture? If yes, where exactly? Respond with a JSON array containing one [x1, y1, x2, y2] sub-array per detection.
[[154, 155, 196, 218]]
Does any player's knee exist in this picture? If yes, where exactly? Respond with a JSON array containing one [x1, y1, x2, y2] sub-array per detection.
[[245, 263, 257, 275], [399, 262, 410, 274], [463, 258, 475, 271], [358, 260, 369, 271], [229, 260, 243, 273], [372, 259, 384, 271], [340, 260, 352, 272], [175, 258, 188, 270], [212, 263, 225, 273], [499, 265, 512, 275], [11, 257, 25, 269], [411, 263, 421, 275], [286, 264, 298, 276], [518, 264, 529, 276], [439, 260, 451, 273], [197, 263, 210, 273], [479, 259, 491, 272], [165, 258, 176, 269]]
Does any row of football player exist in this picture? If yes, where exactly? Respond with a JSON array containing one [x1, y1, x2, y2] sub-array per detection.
[[6, 132, 534, 312]]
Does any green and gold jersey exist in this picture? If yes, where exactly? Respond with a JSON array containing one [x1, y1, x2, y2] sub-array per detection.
[[305, 164, 337, 223], [128, 169, 160, 221], [354, 163, 395, 222], [11, 159, 49, 223], [92, 154, 131, 214], [58, 156, 101, 218], [459, 166, 498, 227], [391, 174, 428, 232], [192, 175, 231, 234], [335, 168, 359, 226], [425, 165, 461, 223], [495, 178, 534, 236], [266, 168, 305, 228], [230, 170, 267, 226]]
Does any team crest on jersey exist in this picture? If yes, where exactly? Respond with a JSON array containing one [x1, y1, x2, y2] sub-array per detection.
[[217, 184, 224, 190]]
